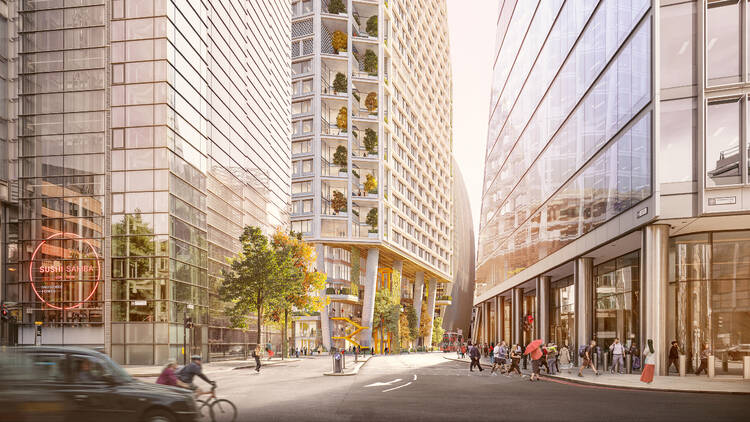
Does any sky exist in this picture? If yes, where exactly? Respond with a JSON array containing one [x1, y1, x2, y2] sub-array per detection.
[[446, 0, 497, 238]]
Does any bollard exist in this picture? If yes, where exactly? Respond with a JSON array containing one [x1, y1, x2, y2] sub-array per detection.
[[743, 356, 750, 379], [626, 354, 632, 374], [708, 355, 715, 378], [679, 354, 686, 377], [603, 353, 609, 373]]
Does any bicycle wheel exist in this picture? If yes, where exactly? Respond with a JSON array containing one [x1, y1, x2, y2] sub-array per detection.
[[195, 399, 211, 420], [209, 398, 237, 422]]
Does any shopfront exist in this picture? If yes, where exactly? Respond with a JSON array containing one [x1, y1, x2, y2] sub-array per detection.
[[522, 291, 536, 346], [669, 231, 750, 375], [593, 251, 641, 352], [550, 276, 575, 347]]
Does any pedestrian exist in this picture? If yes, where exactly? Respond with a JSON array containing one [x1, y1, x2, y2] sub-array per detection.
[[460, 343, 467, 359], [546, 343, 558, 375], [468, 342, 483, 372], [508, 344, 522, 376], [490, 341, 506, 375], [577, 340, 599, 377], [629, 343, 641, 371], [609, 338, 625, 374], [539, 344, 550, 374], [640, 339, 656, 384], [667, 340, 680, 375], [524, 341, 543, 382], [559, 343, 571, 370], [457, 344, 461, 359], [695, 343, 710, 376], [295, 347, 300, 358], [156, 361, 189, 388], [252, 345, 262, 372]]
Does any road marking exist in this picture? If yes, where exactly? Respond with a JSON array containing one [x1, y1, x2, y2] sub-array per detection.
[[365, 378, 402, 387], [382, 381, 412, 392]]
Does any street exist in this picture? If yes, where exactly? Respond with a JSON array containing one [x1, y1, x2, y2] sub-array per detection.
[[165, 354, 749, 422]]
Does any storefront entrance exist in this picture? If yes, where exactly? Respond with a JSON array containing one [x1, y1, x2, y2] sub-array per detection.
[[594, 251, 641, 353]]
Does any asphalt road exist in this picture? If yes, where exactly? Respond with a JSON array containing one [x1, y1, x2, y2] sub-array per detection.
[[184, 353, 748, 422]]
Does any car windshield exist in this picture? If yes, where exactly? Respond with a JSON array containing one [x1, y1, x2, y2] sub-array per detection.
[[101, 354, 133, 383]]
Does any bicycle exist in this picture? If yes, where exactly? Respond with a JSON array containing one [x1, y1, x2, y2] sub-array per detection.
[[195, 384, 237, 422]]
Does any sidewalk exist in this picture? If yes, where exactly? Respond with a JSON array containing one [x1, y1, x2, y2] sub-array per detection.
[[124, 357, 301, 377], [545, 369, 750, 394]]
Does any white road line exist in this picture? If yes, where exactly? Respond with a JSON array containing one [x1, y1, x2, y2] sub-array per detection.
[[382, 381, 412, 392], [364, 378, 402, 387]]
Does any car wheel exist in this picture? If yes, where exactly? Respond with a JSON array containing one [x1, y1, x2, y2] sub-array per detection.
[[144, 409, 176, 422]]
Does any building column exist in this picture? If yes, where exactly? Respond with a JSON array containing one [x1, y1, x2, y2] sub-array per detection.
[[425, 278, 437, 346], [392, 260, 403, 290], [316, 244, 331, 350], [482, 302, 489, 344], [575, 257, 594, 352], [537, 276, 551, 343], [360, 248, 380, 348], [413, 272, 424, 345], [512, 287, 523, 346], [496, 295, 503, 344], [642, 225, 669, 376]]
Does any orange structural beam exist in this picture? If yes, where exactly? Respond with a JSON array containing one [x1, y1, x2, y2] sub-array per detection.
[[331, 317, 368, 348]]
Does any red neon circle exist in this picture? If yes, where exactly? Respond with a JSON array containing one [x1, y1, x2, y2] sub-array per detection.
[[29, 232, 101, 310]]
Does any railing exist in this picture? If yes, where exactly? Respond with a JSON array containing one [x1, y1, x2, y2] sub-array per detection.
[[321, 117, 346, 136]]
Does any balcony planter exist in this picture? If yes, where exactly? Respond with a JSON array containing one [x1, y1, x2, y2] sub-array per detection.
[[338, 169, 348, 176], [368, 231, 378, 238], [338, 50, 348, 56]]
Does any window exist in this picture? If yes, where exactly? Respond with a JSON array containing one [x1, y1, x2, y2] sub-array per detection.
[[291, 219, 312, 234], [706, 1, 741, 85], [293, 79, 312, 96], [660, 98, 695, 183], [706, 98, 741, 187], [292, 119, 313, 136], [292, 99, 311, 116], [292, 140, 311, 155], [292, 181, 311, 194], [660, 2, 695, 88], [292, 199, 313, 215], [292, 159, 313, 176], [292, 59, 312, 75]]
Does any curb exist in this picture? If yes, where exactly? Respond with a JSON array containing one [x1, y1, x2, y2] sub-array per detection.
[[232, 358, 302, 370], [323, 356, 374, 376], [541, 374, 750, 395]]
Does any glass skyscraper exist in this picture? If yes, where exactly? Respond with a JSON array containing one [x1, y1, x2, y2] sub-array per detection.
[[474, 0, 749, 377], [1, 0, 291, 365]]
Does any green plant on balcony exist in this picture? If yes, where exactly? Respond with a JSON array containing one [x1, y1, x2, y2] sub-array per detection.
[[364, 49, 377, 75], [366, 16, 378, 37], [333, 145, 348, 170], [354, 13, 361, 25], [332, 30, 347, 53], [366, 208, 378, 232], [365, 92, 377, 114], [325, 287, 336, 295], [336, 106, 347, 132], [439, 295, 452, 301], [328, 0, 346, 14], [333, 72, 347, 93], [353, 91, 361, 103], [332, 190, 347, 213], [364, 174, 378, 194], [364, 128, 378, 155]]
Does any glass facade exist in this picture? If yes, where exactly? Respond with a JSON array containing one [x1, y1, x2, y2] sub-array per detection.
[[7, 0, 291, 365], [477, 0, 652, 294], [669, 232, 750, 375], [594, 251, 640, 352], [550, 276, 574, 348]]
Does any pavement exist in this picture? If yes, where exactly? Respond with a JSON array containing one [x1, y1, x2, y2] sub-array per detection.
[[323, 354, 373, 376], [442, 354, 750, 394], [128, 353, 749, 422]]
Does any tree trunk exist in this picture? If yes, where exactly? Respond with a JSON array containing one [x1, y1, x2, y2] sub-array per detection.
[[257, 302, 263, 349], [283, 308, 288, 359]]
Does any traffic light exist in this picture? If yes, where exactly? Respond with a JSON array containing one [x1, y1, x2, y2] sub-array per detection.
[[1, 304, 8, 321]]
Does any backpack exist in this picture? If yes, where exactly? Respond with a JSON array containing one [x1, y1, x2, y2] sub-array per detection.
[[579, 345, 587, 358]]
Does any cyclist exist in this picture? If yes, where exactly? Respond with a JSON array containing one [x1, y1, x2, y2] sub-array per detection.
[[177, 355, 216, 397]]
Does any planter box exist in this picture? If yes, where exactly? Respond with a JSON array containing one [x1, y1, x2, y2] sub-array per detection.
[[337, 212, 348, 217], [367, 153, 378, 158], [339, 12, 348, 17], [367, 193, 377, 198], [339, 51, 348, 56], [338, 170, 348, 176], [368, 232, 378, 239]]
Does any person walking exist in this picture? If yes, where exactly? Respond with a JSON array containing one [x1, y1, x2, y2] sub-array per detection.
[[577, 340, 599, 377], [539, 344, 550, 374], [469, 342, 483, 372], [252, 345, 262, 373], [609, 338, 626, 374], [695, 344, 711, 376], [629, 343, 641, 372], [667, 340, 680, 375], [559, 343, 571, 370], [546, 343, 558, 375], [490, 341, 507, 375], [640, 339, 656, 383], [507, 344, 522, 376], [460, 343, 467, 359], [524, 341, 543, 382]]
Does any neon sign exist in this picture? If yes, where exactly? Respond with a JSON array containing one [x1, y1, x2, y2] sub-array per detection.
[[29, 232, 101, 310]]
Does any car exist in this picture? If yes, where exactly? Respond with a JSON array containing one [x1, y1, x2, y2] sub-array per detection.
[[0, 346, 198, 422], [727, 344, 750, 360]]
